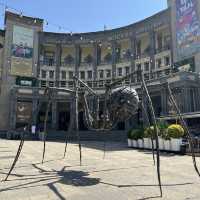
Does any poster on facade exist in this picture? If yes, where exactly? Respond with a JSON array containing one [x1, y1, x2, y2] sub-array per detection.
[[176, 0, 200, 59], [11, 25, 34, 77], [16, 102, 32, 123]]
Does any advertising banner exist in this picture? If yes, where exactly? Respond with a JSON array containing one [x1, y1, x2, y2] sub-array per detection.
[[16, 102, 32, 123], [176, 0, 200, 59], [11, 25, 34, 76]]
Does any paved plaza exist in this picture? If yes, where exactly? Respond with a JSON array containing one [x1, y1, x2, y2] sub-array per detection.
[[0, 139, 200, 200]]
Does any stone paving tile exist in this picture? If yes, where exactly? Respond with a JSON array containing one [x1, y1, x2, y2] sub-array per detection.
[[0, 139, 200, 200]]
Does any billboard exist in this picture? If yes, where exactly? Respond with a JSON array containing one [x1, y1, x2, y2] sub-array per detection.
[[11, 25, 34, 76], [176, 0, 200, 59], [16, 102, 32, 123]]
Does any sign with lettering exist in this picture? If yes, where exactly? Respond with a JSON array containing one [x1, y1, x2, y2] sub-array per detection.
[[176, 0, 200, 59], [11, 25, 34, 76], [16, 102, 32, 123]]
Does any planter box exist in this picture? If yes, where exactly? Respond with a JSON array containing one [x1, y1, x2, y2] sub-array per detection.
[[158, 137, 164, 150], [138, 139, 144, 149], [128, 139, 132, 147], [151, 140, 156, 150], [164, 140, 171, 151], [132, 140, 138, 148], [170, 138, 182, 152], [143, 138, 151, 149]]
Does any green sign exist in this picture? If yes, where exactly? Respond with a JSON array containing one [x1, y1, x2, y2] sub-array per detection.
[[16, 76, 38, 87]]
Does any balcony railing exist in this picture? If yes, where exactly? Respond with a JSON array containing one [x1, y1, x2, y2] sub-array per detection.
[[40, 60, 56, 66], [61, 61, 75, 67], [155, 45, 170, 54]]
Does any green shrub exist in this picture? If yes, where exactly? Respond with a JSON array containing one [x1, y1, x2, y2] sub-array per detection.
[[167, 124, 184, 138], [157, 121, 169, 139], [130, 129, 144, 140], [127, 129, 132, 139], [144, 126, 155, 138]]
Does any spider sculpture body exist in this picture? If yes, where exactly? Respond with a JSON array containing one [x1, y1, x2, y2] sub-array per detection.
[[2, 71, 200, 198]]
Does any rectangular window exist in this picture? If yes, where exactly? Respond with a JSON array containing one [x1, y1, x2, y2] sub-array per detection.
[[137, 64, 141, 71], [49, 70, 54, 79], [164, 56, 170, 66], [61, 71, 66, 79], [156, 59, 162, 68], [144, 73, 149, 80], [144, 62, 149, 71], [80, 71, 85, 79], [48, 58, 54, 66], [69, 71, 74, 79], [106, 69, 111, 78], [118, 68, 122, 76], [49, 81, 54, 87], [136, 40, 141, 56], [60, 81, 66, 87], [41, 80, 46, 87], [125, 66, 130, 75], [68, 81, 73, 87], [87, 70, 92, 79], [41, 70, 46, 79], [99, 80, 104, 87], [99, 70, 104, 79]]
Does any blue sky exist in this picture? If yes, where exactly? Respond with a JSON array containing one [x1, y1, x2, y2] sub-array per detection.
[[0, 0, 167, 33]]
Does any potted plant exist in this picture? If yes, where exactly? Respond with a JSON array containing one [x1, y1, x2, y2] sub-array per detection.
[[136, 128, 144, 149], [144, 126, 154, 149], [157, 122, 168, 151], [162, 130, 171, 151], [167, 124, 184, 152], [144, 126, 158, 150], [130, 129, 139, 148], [129, 129, 143, 148]]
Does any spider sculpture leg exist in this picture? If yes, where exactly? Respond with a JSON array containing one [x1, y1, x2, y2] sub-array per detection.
[[63, 114, 73, 159], [3, 132, 25, 181], [42, 97, 51, 164], [141, 75, 162, 197], [141, 101, 155, 165], [167, 83, 200, 177], [74, 81, 82, 166]]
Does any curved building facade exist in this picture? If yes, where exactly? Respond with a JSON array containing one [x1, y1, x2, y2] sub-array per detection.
[[0, 1, 200, 135]]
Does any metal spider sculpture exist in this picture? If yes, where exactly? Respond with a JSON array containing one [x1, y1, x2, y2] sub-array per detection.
[[2, 71, 200, 198]]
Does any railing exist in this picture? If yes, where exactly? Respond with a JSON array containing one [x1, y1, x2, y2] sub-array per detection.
[[40, 60, 56, 66], [155, 45, 170, 54], [61, 61, 75, 67]]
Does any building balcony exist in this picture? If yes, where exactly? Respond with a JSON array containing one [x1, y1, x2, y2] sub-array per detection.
[[80, 61, 93, 67], [155, 45, 170, 54], [61, 61, 75, 67], [40, 60, 56, 67], [135, 53, 150, 60], [116, 57, 132, 64], [98, 60, 112, 66]]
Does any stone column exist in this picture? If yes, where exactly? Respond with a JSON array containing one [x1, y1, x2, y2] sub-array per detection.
[[55, 43, 62, 87], [37, 44, 43, 78], [93, 42, 98, 81], [161, 88, 167, 115], [69, 99, 74, 131], [51, 100, 57, 130], [149, 29, 156, 70], [130, 36, 136, 72], [32, 88, 38, 126], [9, 88, 17, 130], [111, 41, 117, 79], [75, 44, 80, 77], [184, 87, 191, 113]]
